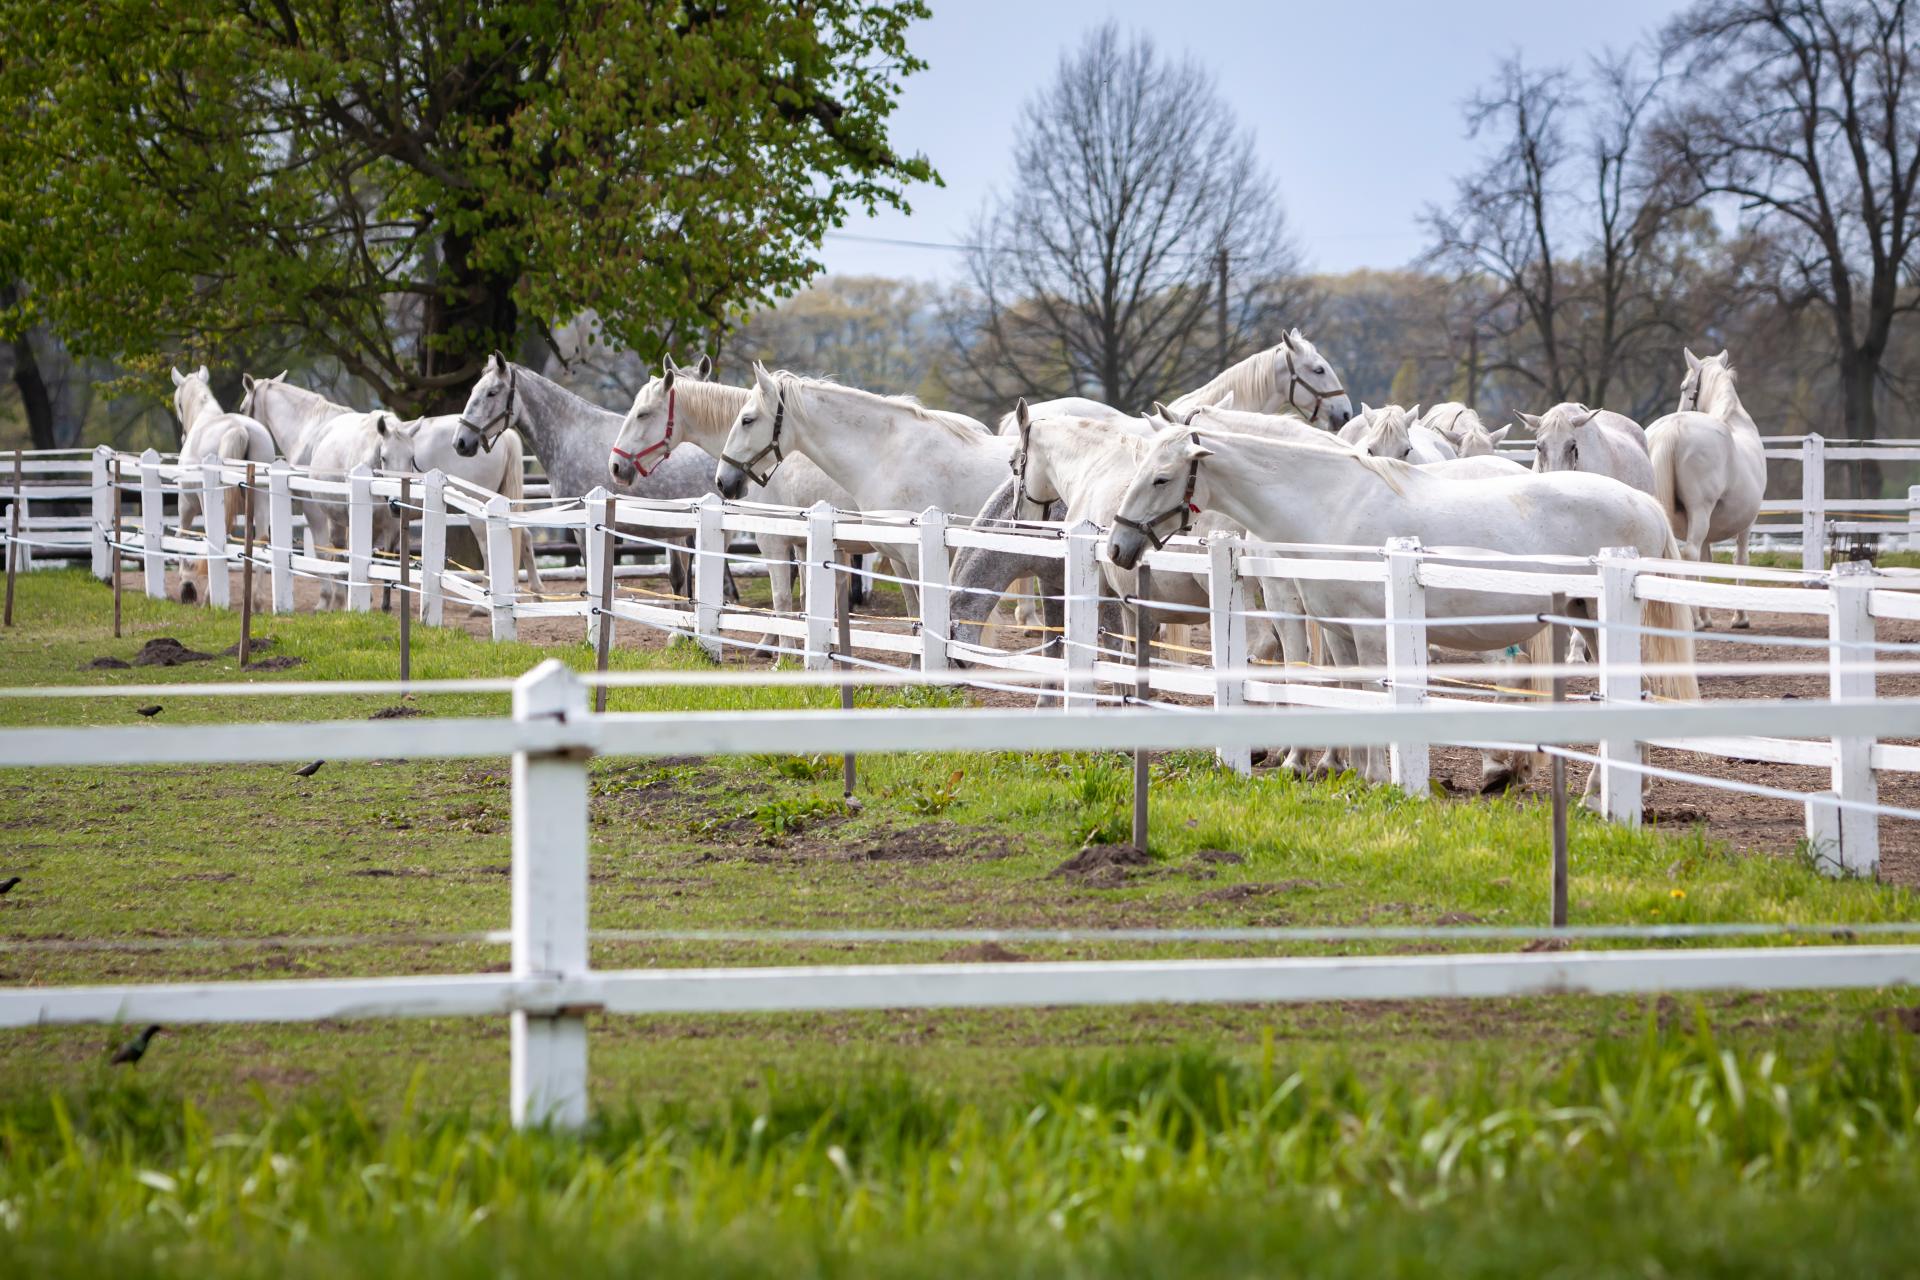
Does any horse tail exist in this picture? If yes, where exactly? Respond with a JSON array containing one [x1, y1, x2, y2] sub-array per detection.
[[1648, 426, 1683, 538], [1639, 530, 1699, 702], [497, 430, 542, 595]]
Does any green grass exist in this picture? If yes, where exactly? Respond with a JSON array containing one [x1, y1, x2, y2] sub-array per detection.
[[4, 1020, 1920, 1277], [5, 570, 1920, 1273]]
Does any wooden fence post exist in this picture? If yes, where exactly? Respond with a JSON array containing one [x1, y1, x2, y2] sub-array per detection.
[[420, 470, 447, 627], [803, 501, 836, 670], [1595, 547, 1645, 826], [1063, 519, 1102, 709], [1382, 536, 1428, 796], [584, 486, 611, 652], [917, 507, 950, 673], [397, 476, 411, 685], [693, 492, 724, 657], [1801, 433, 1826, 572], [347, 464, 374, 612], [138, 449, 165, 599], [90, 445, 113, 582], [200, 460, 230, 610], [1826, 560, 1879, 876], [510, 660, 590, 1131], [268, 464, 295, 615], [3, 449, 20, 626], [485, 494, 516, 641], [1207, 532, 1251, 776]]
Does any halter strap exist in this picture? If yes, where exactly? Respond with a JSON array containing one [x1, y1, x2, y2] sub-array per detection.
[[719, 390, 786, 487], [1112, 435, 1203, 551], [1008, 412, 1049, 518], [609, 384, 677, 477], [456, 364, 518, 453], [1282, 348, 1347, 425]]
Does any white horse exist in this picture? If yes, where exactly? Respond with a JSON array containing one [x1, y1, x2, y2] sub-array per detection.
[[1107, 425, 1699, 786], [243, 373, 540, 605], [170, 367, 275, 606], [300, 412, 417, 608], [1418, 403, 1510, 457], [1343, 404, 1459, 464], [717, 365, 1008, 521], [1646, 350, 1769, 628], [609, 358, 917, 651], [1527, 403, 1654, 494], [1007, 328, 1355, 432]]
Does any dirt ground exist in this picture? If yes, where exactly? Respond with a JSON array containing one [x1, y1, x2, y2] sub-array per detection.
[[167, 560, 1920, 886]]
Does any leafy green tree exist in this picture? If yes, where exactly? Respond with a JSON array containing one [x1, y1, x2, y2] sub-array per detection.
[[0, 1, 934, 413]]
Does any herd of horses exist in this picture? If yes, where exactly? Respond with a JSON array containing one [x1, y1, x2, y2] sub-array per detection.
[[165, 329, 1772, 790]]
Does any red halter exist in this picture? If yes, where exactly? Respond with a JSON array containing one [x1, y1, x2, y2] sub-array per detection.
[[610, 385, 676, 478]]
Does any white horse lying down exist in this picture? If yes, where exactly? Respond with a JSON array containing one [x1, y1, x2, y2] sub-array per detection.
[[1647, 349, 1768, 628], [608, 359, 918, 651], [1106, 424, 1699, 788], [1527, 403, 1654, 494], [170, 366, 275, 607], [1418, 403, 1510, 457], [243, 373, 541, 607]]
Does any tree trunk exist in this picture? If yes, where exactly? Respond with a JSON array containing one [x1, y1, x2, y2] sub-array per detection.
[[419, 227, 520, 416], [1841, 349, 1881, 499], [9, 330, 59, 451]]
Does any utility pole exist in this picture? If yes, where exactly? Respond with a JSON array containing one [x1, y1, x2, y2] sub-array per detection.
[[1215, 248, 1229, 370]]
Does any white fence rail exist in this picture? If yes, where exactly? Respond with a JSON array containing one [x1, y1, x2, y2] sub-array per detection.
[[6, 446, 1920, 876], [3, 662, 1919, 1128]]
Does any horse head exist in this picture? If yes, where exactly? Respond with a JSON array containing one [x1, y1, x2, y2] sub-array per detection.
[[454, 353, 515, 458]]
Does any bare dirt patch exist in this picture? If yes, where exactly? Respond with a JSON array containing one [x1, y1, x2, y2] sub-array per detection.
[[82, 656, 131, 670], [131, 637, 216, 666], [941, 941, 1027, 963], [244, 655, 304, 671], [1050, 844, 1156, 887], [369, 704, 428, 720]]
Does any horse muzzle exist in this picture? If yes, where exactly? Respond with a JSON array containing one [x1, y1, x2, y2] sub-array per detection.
[[452, 430, 480, 458], [715, 460, 750, 500], [1107, 524, 1145, 570], [609, 457, 635, 487], [1325, 398, 1356, 430]]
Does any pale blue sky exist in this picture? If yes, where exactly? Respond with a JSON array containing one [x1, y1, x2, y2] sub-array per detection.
[[819, 0, 1692, 279]]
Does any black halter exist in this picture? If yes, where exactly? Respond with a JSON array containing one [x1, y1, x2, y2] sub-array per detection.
[[1008, 414, 1048, 518], [1112, 436, 1204, 551], [720, 390, 786, 485], [457, 364, 518, 453], [1282, 347, 1348, 424]]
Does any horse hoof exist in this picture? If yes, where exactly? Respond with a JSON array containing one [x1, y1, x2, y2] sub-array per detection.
[[1249, 748, 1269, 767], [1731, 618, 1751, 631], [178, 581, 198, 605]]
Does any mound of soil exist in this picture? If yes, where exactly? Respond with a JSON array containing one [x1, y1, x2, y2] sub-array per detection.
[[222, 637, 275, 656], [131, 637, 214, 667], [1884, 1006, 1920, 1034], [1190, 848, 1245, 865], [941, 941, 1027, 964], [1197, 879, 1322, 904], [245, 656, 303, 672], [369, 704, 427, 720], [1520, 937, 1571, 953], [83, 656, 131, 670], [1050, 843, 1155, 884]]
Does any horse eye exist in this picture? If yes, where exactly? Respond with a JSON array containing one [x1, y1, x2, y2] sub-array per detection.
[[1152, 476, 1168, 487]]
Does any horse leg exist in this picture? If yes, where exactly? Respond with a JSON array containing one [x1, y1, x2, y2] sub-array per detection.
[[1302, 625, 1359, 779], [759, 534, 795, 657], [1731, 530, 1753, 629], [1350, 629, 1393, 785], [847, 554, 868, 608], [177, 487, 205, 603]]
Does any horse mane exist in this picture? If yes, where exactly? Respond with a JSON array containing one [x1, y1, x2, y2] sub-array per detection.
[[782, 373, 985, 443], [1170, 346, 1277, 414], [1353, 450, 1413, 497], [1696, 358, 1742, 417], [666, 376, 748, 428]]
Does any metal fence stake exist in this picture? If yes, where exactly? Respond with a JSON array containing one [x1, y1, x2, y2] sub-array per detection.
[[838, 554, 856, 799], [239, 464, 256, 668], [397, 475, 411, 686], [1133, 564, 1152, 851], [1550, 592, 1569, 929], [3, 449, 20, 627]]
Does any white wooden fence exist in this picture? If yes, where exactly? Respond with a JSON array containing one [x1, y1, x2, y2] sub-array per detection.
[[6, 445, 1920, 875], [2, 661, 1919, 1128]]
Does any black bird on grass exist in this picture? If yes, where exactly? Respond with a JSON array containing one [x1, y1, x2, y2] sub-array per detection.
[[110, 1024, 163, 1066], [294, 760, 325, 778], [136, 705, 163, 718], [0, 876, 19, 895]]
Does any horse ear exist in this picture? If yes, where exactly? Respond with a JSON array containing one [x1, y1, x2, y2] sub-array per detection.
[[662, 353, 680, 375], [241, 373, 255, 392], [1151, 401, 1176, 422], [1683, 347, 1701, 371], [197, 364, 209, 379], [1408, 403, 1423, 421], [1488, 424, 1511, 444], [170, 367, 185, 387], [1013, 398, 1030, 429], [377, 415, 391, 437], [276, 370, 289, 382], [1213, 390, 1235, 412], [1185, 438, 1214, 461], [661, 368, 676, 392], [697, 355, 713, 378], [1518, 411, 1542, 430], [1358, 402, 1372, 416]]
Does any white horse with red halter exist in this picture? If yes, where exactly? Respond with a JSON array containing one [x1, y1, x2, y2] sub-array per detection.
[[1646, 349, 1769, 628], [609, 357, 918, 652], [1107, 423, 1700, 788], [170, 366, 275, 607]]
